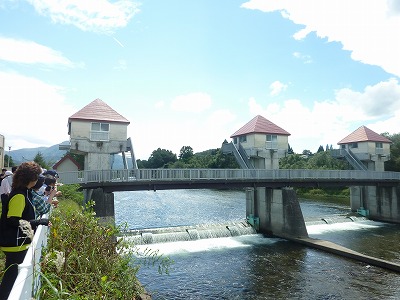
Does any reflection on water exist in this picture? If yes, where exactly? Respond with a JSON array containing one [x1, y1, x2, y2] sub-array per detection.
[[115, 190, 400, 300]]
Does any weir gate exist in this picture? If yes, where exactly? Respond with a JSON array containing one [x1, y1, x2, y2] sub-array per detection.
[[57, 168, 400, 239]]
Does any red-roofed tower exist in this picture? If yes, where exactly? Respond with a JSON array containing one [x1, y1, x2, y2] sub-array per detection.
[[65, 98, 136, 171], [337, 125, 391, 172], [228, 115, 290, 169]]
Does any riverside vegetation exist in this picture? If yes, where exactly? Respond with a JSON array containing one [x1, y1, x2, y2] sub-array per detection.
[[0, 184, 171, 299]]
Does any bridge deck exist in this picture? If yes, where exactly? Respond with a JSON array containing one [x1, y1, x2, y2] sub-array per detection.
[[56, 169, 400, 192]]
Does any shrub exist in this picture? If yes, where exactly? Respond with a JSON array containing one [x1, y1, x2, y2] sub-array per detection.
[[38, 198, 145, 299]]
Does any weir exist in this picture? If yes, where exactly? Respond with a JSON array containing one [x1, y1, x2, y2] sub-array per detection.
[[123, 221, 256, 245]]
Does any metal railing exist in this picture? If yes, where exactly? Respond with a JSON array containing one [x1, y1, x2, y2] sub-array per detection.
[[8, 215, 49, 300], [57, 168, 400, 185]]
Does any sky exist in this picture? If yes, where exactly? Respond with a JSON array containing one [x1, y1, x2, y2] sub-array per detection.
[[1, 0, 400, 160]]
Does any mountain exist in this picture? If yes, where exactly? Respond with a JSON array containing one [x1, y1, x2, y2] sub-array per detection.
[[9, 141, 128, 169], [10, 142, 69, 166]]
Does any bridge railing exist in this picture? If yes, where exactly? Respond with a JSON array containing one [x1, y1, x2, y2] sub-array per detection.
[[57, 168, 400, 185]]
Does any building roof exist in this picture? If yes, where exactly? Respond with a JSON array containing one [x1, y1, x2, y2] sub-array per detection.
[[231, 115, 290, 138], [69, 98, 130, 124], [53, 154, 81, 170], [338, 125, 392, 144]]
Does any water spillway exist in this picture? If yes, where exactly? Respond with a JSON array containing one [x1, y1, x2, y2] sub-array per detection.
[[123, 221, 256, 245]]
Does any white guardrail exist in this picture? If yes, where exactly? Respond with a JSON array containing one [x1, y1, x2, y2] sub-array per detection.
[[8, 215, 49, 300], [56, 168, 400, 185]]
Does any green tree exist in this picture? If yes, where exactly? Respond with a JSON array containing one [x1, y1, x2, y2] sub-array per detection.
[[147, 148, 177, 168], [4, 154, 15, 168], [287, 144, 294, 154], [179, 146, 194, 162], [280, 154, 307, 169], [34, 151, 50, 169], [383, 132, 400, 171], [317, 145, 324, 153], [306, 151, 346, 170]]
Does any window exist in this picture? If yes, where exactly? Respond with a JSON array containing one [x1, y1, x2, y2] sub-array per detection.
[[350, 143, 358, 148], [90, 122, 110, 141], [233, 137, 237, 144], [376, 142, 383, 149], [266, 134, 278, 149], [239, 135, 247, 143], [91, 122, 109, 132]]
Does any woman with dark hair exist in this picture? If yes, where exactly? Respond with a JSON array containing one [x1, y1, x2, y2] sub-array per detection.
[[0, 162, 50, 299]]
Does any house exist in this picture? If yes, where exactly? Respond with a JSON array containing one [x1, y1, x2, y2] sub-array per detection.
[[229, 115, 290, 169], [62, 98, 132, 170], [53, 154, 81, 172], [338, 125, 392, 171], [52, 154, 81, 182]]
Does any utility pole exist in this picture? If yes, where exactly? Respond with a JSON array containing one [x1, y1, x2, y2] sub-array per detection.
[[7, 146, 11, 168]]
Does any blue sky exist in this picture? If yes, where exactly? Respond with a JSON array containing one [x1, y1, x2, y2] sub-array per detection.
[[1, 0, 400, 160]]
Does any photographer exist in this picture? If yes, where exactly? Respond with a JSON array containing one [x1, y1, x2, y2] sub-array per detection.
[[30, 175, 59, 218]]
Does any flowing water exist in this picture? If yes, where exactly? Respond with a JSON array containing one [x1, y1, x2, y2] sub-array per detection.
[[114, 189, 400, 300]]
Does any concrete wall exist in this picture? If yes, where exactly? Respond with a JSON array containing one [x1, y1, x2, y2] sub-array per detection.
[[351, 186, 400, 223], [246, 187, 308, 238], [70, 120, 128, 141], [85, 188, 115, 226], [0, 134, 4, 168]]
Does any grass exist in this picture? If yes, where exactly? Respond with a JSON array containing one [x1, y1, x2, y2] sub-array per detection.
[[1, 184, 172, 299]]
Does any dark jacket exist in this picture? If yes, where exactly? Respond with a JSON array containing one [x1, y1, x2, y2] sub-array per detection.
[[0, 188, 48, 250]]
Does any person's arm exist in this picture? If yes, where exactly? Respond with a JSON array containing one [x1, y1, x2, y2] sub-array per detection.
[[31, 190, 52, 216]]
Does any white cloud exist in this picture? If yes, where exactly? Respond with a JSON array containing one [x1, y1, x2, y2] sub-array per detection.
[[269, 80, 288, 96], [241, 0, 400, 78], [0, 71, 76, 149], [170, 92, 212, 113], [0, 36, 75, 66], [335, 78, 400, 118], [292, 51, 312, 64], [27, 0, 140, 33], [247, 78, 400, 153]]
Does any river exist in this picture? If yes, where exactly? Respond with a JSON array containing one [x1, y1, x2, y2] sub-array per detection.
[[114, 189, 400, 300]]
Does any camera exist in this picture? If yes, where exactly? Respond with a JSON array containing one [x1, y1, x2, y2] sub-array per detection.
[[45, 186, 54, 192]]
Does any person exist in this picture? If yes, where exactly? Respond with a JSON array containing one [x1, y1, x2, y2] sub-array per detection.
[[0, 168, 7, 183], [0, 170, 12, 202], [0, 166, 17, 202], [30, 175, 59, 218], [0, 162, 50, 300]]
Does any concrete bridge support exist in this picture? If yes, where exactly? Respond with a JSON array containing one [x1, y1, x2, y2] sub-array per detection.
[[84, 188, 115, 226], [351, 186, 400, 223], [246, 187, 308, 238]]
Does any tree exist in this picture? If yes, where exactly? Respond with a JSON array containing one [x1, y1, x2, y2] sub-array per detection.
[[147, 148, 177, 168], [34, 152, 50, 169], [4, 154, 15, 168], [383, 132, 400, 171], [302, 149, 312, 157], [287, 144, 294, 155], [317, 145, 324, 153], [179, 146, 194, 162]]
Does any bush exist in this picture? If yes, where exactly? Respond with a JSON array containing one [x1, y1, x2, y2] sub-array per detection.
[[38, 198, 145, 299]]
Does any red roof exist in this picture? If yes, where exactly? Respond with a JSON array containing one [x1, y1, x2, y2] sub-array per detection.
[[69, 98, 130, 124], [231, 115, 290, 138], [338, 125, 392, 144]]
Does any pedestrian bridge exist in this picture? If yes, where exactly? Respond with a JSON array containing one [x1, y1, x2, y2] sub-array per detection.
[[57, 168, 400, 192]]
